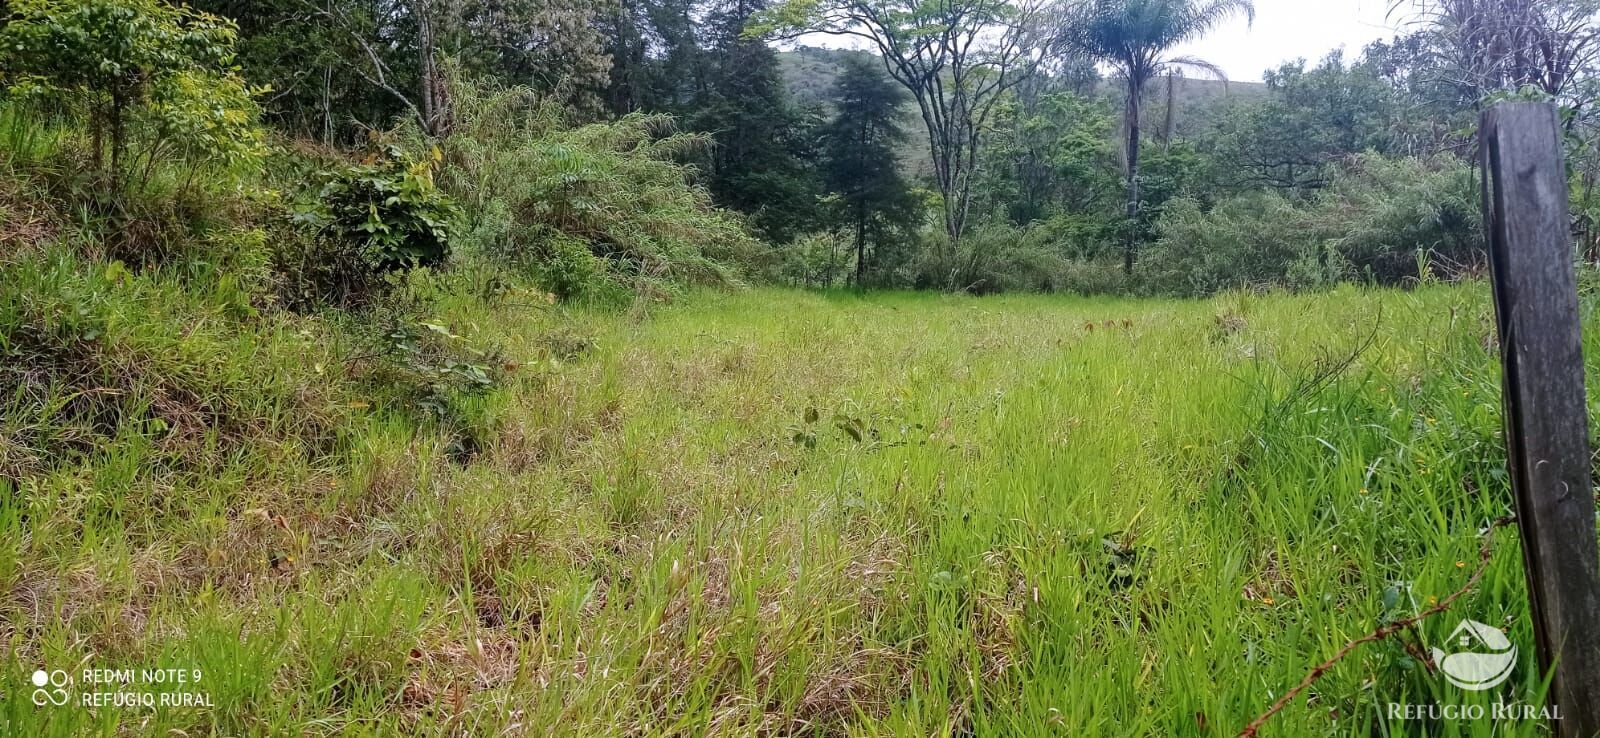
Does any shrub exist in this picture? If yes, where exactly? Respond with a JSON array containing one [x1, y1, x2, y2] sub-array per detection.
[[1055, 257, 1132, 295], [914, 221, 1074, 293], [1312, 155, 1482, 282], [0, 1, 265, 267], [277, 145, 461, 309], [774, 230, 855, 288], [1141, 154, 1484, 296], [424, 76, 761, 300], [536, 233, 610, 300], [363, 309, 506, 463], [0, 0, 263, 184], [1139, 192, 1321, 296], [2, 92, 267, 266]]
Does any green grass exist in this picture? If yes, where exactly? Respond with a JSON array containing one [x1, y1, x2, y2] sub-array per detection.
[[2, 275, 1582, 737]]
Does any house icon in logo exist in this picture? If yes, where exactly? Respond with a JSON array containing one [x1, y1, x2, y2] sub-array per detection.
[[1431, 620, 1517, 691]]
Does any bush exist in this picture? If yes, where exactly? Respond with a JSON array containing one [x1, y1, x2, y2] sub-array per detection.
[[1139, 192, 1322, 296], [1055, 257, 1132, 295], [425, 76, 761, 300], [911, 221, 1059, 293], [276, 145, 461, 310], [1313, 155, 1482, 282], [1140, 154, 1483, 296], [536, 233, 610, 300], [0, 1, 266, 268], [0, 0, 263, 185], [774, 230, 855, 288]]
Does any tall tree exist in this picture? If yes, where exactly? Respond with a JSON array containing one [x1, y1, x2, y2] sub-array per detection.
[[455, 0, 616, 116], [190, 0, 391, 141], [695, 0, 823, 243], [977, 88, 1120, 229], [1062, 0, 1254, 275], [196, 0, 614, 139], [758, 0, 1055, 275], [1399, 0, 1600, 111], [598, 0, 710, 114], [821, 56, 916, 285], [1201, 52, 1399, 195]]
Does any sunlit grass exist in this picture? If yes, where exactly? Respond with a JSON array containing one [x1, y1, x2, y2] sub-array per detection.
[[3, 278, 1579, 737]]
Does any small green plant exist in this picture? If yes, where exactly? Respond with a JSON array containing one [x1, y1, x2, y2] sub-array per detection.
[[313, 145, 460, 272], [0, 0, 262, 181], [386, 319, 498, 412], [354, 311, 506, 462], [280, 145, 461, 308]]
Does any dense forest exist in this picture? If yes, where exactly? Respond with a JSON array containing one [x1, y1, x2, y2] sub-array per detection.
[[4, 0, 1600, 736], [7, 0, 1594, 300]]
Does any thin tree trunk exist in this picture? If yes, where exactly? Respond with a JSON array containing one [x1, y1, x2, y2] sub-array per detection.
[[110, 92, 125, 174], [1162, 73, 1176, 151], [855, 204, 867, 287], [323, 65, 334, 145], [91, 109, 104, 173], [416, 0, 440, 136], [1123, 77, 1143, 277]]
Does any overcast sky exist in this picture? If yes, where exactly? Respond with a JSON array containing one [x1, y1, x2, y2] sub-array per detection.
[[796, 0, 1413, 83], [1169, 0, 1407, 81]]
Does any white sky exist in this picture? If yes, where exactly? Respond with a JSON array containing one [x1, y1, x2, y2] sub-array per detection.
[[1170, 0, 1407, 82], [796, 0, 1413, 83]]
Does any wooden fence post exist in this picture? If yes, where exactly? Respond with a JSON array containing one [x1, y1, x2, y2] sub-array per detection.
[[1481, 101, 1600, 737]]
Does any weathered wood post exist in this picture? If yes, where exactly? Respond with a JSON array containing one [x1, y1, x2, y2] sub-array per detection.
[[1480, 101, 1600, 737]]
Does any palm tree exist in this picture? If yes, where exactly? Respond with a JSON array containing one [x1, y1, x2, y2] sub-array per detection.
[[1064, 0, 1254, 275]]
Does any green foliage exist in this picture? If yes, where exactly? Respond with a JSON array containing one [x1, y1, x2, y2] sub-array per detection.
[[187, 0, 395, 140], [312, 145, 459, 272], [433, 76, 760, 300], [915, 220, 1128, 294], [0, 0, 262, 178], [536, 233, 610, 301], [0, 99, 267, 267], [274, 145, 460, 309], [1138, 191, 1320, 295], [1065, 0, 1257, 75], [756, 0, 1053, 251], [364, 305, 507, 460], [979, 90, 1121, 228], [774, 229, 857, 288], [1314, 154, 1482, 280], [1063, 0, 1256, 273], [820, 55, 917, 285], [1201, 52, 1399, 195], [193, 0, 616, 139], [694, 0, 825, 244], [1132, 140, 1205, 230], [1141, 154, 1482, 295]]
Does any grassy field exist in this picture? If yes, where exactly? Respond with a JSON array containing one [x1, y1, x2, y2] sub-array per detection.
[[2, 280, 1576, 736]]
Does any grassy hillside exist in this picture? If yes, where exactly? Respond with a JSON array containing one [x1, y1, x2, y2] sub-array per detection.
[[6, 280, 1560, 737]]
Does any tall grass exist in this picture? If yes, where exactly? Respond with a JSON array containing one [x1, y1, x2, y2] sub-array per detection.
[[4, 275, 1575, 737]]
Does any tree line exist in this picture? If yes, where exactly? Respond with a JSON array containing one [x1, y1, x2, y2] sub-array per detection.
[[6, 0, 1600, 294]]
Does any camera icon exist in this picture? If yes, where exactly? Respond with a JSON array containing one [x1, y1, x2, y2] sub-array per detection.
[[30, 669, 70, 707]]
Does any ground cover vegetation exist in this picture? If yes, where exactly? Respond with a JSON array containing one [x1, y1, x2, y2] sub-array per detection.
[[3, 0, 1600, 736]]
